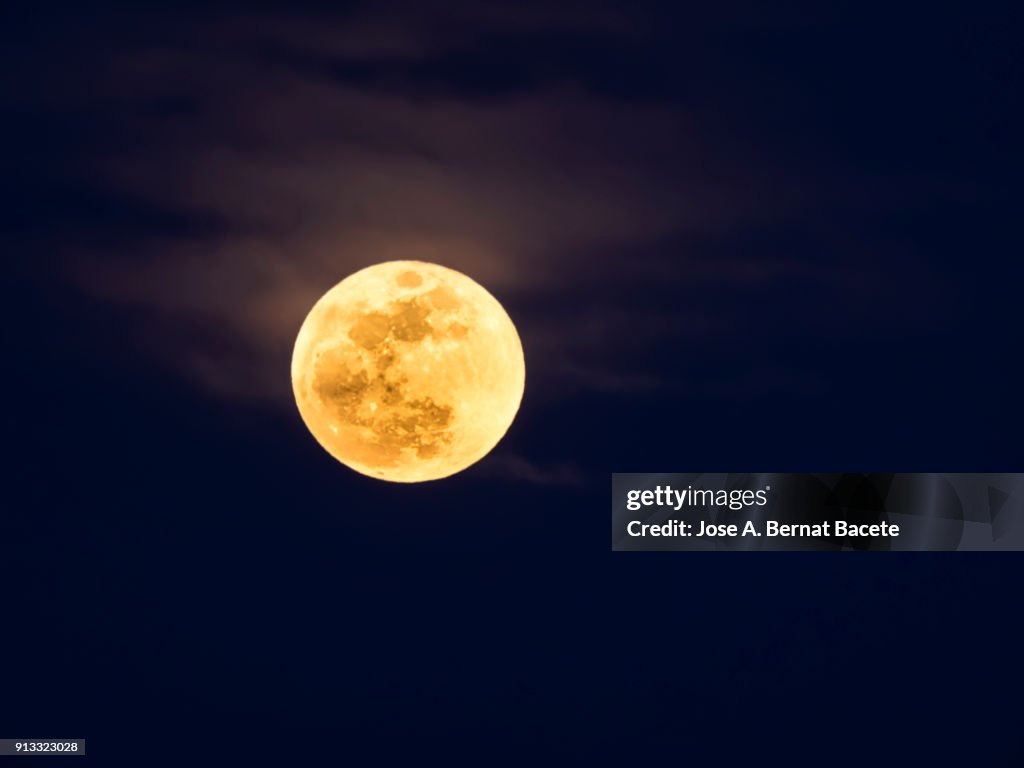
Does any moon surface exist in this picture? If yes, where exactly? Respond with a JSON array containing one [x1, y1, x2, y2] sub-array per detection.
[[291, 261, 526, 482]]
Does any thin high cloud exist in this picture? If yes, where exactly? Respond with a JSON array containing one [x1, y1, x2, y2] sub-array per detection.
[[476, 453, 586, 487], [20, 3, 961, 407], [53, 7, 708, 404]]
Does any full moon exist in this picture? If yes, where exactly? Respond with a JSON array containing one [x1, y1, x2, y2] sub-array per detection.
[[291, 261, 526, 482]]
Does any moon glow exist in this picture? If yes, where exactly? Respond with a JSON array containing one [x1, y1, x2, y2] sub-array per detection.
[[291, 261, 526, 482]]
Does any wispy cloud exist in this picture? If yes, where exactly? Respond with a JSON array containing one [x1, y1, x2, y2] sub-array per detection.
[[14, 2, 962, 409], [476, 453, 586, 487]]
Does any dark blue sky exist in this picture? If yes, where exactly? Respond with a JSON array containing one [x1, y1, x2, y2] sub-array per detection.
[[3, 1, 1022, 764]]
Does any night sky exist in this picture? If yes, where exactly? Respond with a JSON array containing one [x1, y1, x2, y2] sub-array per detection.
[[4, 1, 1023, 764]]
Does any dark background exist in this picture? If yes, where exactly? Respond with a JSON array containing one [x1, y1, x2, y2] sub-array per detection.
[[3, 1, 1022, 764]]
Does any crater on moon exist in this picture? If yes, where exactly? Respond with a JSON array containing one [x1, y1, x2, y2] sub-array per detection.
[[291, 261, 525, 482]]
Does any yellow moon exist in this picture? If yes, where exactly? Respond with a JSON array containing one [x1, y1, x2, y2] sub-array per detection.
[[291, 261, 526, 482]]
